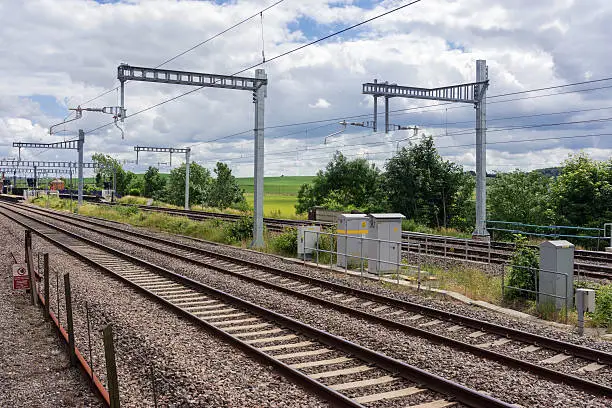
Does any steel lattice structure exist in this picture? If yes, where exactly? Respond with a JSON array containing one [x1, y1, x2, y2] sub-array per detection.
[[118, 64, 268, 246], [362, 60, 490, 239]]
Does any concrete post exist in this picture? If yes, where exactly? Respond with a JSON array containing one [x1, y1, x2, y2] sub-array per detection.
[[77, 129, 84, 207], [473, 60, 489, 240], [184, 148, 190, 210], [252, 69, 266, 247]]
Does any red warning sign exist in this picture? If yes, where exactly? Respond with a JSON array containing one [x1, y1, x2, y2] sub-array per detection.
[[12, 264, 30, 290]]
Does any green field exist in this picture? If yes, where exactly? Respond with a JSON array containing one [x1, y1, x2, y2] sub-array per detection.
[[237, 176, 314, 195]]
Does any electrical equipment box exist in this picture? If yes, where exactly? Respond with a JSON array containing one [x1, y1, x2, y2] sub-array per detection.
[[538, 240, 574, 310], [368, 213, 405, 274], [576, 288, 596, 313], [337, 214, 369, 268], [297, 225, 321, 260]]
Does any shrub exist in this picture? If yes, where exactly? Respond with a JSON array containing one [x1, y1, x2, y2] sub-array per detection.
[[128, 188, 141, 196], [505, 235, 539, 300], [227, 216, 253, 242], [269, 228, 298, 256], [593, 284, 612, 330]]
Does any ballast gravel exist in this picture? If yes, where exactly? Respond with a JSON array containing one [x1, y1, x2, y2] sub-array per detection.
[[0, 214, 328, 408], [62, 207, 612, 352], [0, 215, 102, 408], [24, 210, 611, 408]]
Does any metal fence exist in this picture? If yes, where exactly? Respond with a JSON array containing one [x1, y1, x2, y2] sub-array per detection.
[[501, 264, 569, 322], [301, 229, 435, 288], [487, 220, 610, 249]]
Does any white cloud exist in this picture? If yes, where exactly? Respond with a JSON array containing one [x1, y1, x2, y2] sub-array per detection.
[[0, 0, 611, 177], [308, 98, 331, 109]]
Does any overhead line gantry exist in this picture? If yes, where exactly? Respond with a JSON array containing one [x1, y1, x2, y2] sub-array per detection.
[[118, 64, 268, 247], [134, 146, 191, 210], [362, 60, 490, 239]]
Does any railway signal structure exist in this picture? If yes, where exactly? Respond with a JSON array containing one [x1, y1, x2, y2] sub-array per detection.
[[0, 160, 108, 202], [117, 64, 268, 247], [362, 60, 490, 240], [134, 146, 191, 210]]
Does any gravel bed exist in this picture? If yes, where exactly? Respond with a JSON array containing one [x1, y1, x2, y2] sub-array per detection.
[[0, 215, 102, 407], [1, 214, 328, 408], [36, 214, 612, 408], [16, 207, 612, 402]]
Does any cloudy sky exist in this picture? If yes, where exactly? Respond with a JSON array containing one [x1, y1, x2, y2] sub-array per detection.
[[1, 0, 611, 178]]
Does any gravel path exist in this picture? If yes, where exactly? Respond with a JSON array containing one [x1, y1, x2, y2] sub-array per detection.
[[1, 214, 328, 408], [26, 210, 611, 408], [0, 217, 102, 407]]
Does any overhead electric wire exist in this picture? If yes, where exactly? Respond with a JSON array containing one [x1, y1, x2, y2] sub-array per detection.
[[67, 0, 287, 117], [194, 80, 612, 145], [218, 114, 612, 161], [84, 0, 426, 135], [233, 131, 612, 166]]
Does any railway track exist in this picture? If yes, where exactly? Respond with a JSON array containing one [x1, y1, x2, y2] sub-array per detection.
[[0, 203, 518, 408], [95, 201, 612, 279], [4, 202, 612, 399]]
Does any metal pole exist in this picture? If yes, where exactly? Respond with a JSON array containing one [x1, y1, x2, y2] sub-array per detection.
[[384, 96, 389, 134], [33, 165, 37, 190], [43, 253, 50, 319], [69, 168, 73, 212], [473, 60, 489, 240], [64, 273, 77, 367], [112, 166, 117, 202], [103, 325, 121, 408], [251, 69, 266, 247], [86, 301, 94, 385], [184, 148, 191, 210], [120, 80, 125, 123], [373, 79, 378, 132], [25, 230, 36, 305], [77, 129, 84, 207]]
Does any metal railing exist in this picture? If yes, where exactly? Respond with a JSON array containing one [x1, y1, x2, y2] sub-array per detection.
[[301, 229, 433, 287], [501, 264, 569, 322]]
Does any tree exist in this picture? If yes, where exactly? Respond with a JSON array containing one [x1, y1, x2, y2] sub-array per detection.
[[551, 153, 612, 228], [295, 152, 383, 214], [143, 166, 166, 199], [488, 170, 555, 226], [91, 153, 132, 196], [208, 162, 245, 209], [164, 162, 212, 207], [383, 135, 469, 227]]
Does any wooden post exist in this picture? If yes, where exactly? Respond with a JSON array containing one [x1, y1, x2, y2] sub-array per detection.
[[24, 230, 37, 305], [43, 253, 50, 318], [64, 273, 76, 366], [103, 325, 121, 408]]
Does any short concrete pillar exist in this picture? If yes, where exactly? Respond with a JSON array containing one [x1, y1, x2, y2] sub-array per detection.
[[538, 240, 574, 310]]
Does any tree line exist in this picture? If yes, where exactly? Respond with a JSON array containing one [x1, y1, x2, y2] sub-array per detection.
[[296, 136, 612, 233], [91, 153, 246, 209]]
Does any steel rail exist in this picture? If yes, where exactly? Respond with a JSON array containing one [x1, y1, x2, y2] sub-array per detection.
[[96, 202, 612, 277], [6, 202, 612, 397], [0, 205, 514, 408]]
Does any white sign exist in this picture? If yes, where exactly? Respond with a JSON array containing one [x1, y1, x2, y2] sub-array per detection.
[[12, 263, 30, 290]]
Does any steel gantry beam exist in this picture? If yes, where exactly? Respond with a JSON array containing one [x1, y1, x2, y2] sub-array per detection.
[[134, 145, 191, 210], [362, 60, 490, 239], [118, 64, 268, 247], [0, 160, 104, 169], [14, 130, 88, 206]]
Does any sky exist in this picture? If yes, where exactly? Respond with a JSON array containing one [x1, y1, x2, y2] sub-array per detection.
[[1, 0, 612, 178]]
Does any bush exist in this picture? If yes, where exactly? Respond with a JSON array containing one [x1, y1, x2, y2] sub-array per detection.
[[128, 188, 141, 196], [227, 216, 253, 242], [505, 235, 539, 300], [269, 228, 298, 256], [594, 284, 612, 330]]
